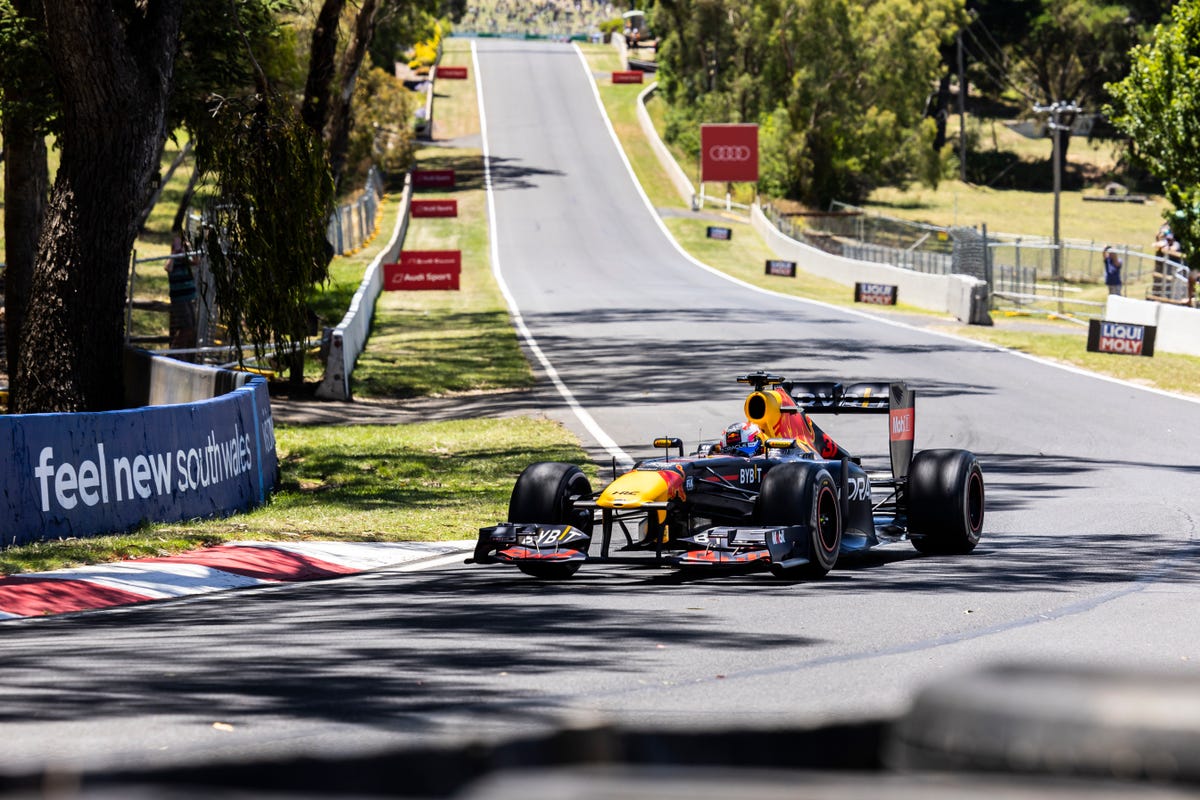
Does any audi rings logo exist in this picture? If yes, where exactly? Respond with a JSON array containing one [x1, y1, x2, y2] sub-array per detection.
[[708, 145, 752, 162]]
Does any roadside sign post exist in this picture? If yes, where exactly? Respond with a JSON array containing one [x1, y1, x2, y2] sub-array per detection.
[[699, 124, 758, 210]]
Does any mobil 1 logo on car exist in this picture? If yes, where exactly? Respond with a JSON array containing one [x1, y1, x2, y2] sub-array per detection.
[[1087, 319, 1156, 357]]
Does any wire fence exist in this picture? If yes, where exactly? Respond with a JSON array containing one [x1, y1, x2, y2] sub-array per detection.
[[327, 167, 386, 256], [763, 201, 1196, 320], [125, 169, 388, 367]]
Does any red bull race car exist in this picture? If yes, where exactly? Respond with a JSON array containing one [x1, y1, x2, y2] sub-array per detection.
[[470, 372, 985, 580]]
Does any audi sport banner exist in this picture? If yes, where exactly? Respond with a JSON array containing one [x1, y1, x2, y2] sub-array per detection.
[[411, 199, 458, 218], [436, 65, 468, 80], [612, 70, 644, 84], [765, 259, 796, 277], [700, 123, 759, 183], [855, 282, 898, 305], [413, 169, 455, 189], [706, 226, 733, 240], [1087, 319, 1156, 356], [385, 251, 462, 291]]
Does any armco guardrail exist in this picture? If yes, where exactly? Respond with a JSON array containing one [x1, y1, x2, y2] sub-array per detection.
[[752, 203, 991, 324], [316, 173, 412, 400], [2, 350, 278, 546]]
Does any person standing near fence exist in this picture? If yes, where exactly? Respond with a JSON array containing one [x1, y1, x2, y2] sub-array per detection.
[[1103, 246, 1123, 296], [166, 232, 198, 361]]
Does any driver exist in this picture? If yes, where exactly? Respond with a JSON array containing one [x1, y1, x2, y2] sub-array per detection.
[[722, 421, 765, 456]]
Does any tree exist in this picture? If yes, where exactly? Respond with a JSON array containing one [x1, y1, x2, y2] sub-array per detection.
[[195, 92, 334, 394], [1106, 0, 1200, 260], [13, 1, 184, 413], [652, 0, 959, 207], [1016, 0, 1143, 167]]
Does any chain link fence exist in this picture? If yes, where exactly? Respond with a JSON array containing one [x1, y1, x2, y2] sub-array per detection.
[[763, 201, 1195, 320], [327, 167, 386, 256]]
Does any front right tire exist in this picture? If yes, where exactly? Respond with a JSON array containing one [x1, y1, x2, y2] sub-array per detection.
[[756, 462, 842, 578]]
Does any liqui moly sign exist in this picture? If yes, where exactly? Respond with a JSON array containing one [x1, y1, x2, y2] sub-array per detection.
[[855, 282, 898, 305], [1087, 319, 1156, 357]]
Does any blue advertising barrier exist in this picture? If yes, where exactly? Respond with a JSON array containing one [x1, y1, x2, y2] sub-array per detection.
[[0, 378, 277, 546]]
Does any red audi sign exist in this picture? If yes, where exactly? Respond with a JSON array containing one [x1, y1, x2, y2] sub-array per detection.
[[612, 70, 644, 84], [436, 65, 468, 80], [411, 199, 458, 218], [413, 169, 455, 189], [700, 124, 758, 183], [385, 251, 461, 291]]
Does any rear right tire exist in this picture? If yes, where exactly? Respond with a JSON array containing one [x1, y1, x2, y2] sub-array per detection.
[[908, 449, 984, 555]]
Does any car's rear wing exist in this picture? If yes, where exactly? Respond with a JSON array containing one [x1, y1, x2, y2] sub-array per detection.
[[783, 381, 915, 482]]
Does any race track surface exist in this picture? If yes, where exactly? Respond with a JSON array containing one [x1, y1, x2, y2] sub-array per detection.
[[0, 39, 1196, 784]]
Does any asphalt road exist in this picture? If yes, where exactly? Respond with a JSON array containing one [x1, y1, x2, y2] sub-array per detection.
[[0, 38, 1197, 786]]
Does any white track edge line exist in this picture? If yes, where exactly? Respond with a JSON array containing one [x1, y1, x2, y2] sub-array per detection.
[[474, 41, 635, 466]]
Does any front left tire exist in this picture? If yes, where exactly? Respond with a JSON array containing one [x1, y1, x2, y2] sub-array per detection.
[[508, 462, 592, 579]]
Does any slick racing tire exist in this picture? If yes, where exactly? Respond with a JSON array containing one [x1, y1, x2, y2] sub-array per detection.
[[508, 462, 592, 579], [907, 449, 984, 555], [756, 463, 841, 578]]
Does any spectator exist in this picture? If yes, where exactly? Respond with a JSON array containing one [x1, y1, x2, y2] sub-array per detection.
[[1102, 246, 1123, 296], [166, 232, 198, 361]]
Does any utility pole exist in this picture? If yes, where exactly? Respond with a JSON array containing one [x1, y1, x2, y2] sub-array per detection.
[[957, 30, 966, 182], [1033, 100, 1081, 282]]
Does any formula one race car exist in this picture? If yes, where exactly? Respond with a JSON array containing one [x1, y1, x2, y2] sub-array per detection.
[[470, 372, 985, 580]]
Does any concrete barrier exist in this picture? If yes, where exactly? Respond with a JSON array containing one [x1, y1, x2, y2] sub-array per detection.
[[1105, 295, 1200, 357], [635, 83, 695, 209], [316, 173, 412, 400], [2, 352, 277, 545], [124, 348, 254, 407], [752, 203, 990, 323]]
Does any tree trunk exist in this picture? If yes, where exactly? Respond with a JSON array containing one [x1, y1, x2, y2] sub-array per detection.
[[136, 139, 192, 234], [1, 0, 50, 389], [2, 108, 48, 388], [932, 71, 951, 150], [301, 0, 346, 137], [13, 0, 184, 413], [171, 163, 202, 234], [327, 0, 380, 191]]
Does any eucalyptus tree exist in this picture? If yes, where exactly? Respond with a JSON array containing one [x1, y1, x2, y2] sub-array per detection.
[[1107, 0, 1200, 261], [651, 0, 960, 206], [14, 1, 185, 412]]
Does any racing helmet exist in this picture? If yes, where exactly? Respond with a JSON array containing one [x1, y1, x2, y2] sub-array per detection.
[[724, 422, 764, 455]]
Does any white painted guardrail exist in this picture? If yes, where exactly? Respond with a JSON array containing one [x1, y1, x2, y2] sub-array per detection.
[[315, 173, 412, 400]]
